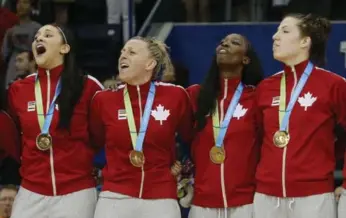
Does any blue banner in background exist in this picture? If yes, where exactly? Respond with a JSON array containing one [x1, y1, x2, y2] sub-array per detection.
[[165, 23, 346, 85]]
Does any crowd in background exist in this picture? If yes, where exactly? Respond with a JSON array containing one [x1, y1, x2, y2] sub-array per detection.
[[2, 0, 345, 84], [1, 0, 346, 85], [1, 0, 346, 218]]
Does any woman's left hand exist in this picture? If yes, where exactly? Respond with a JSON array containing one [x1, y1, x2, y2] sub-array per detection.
[[171, 161, 182, 177]]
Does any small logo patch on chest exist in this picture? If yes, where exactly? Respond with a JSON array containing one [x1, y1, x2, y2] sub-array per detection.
[[27, 101, 36, 112], [118, 109, 127, 120], [271, 96, 280, 106]]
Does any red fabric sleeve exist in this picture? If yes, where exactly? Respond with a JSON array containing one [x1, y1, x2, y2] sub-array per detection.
[[177, 88, 194, 145], [0, 8, 18, 28], [88, 77, 104, 97], [331, 78, 346, 161], [89, 92, 106, 149], [331, 78, 346, 131], [0, 111, 20, 162], [186, 85, 199, 113], [7, 82, 20, 125], [254, 84, 264, 150]]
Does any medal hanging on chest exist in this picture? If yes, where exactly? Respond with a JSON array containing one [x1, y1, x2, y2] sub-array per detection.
[[273, 62, 313, 148], [124, 83, 156, 167], [35, 75, 61, 151], [36, 133, 53, 151], [210, 82, 244, 164]]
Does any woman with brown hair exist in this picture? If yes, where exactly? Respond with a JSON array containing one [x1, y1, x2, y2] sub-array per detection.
[[254, 14, 346, 218]]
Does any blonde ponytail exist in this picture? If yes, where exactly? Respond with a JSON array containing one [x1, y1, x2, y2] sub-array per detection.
[[133, 36, 175, 81]]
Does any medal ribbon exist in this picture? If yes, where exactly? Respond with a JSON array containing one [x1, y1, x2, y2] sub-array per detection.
[[279, 62, 313, 131], [124, 82, 156, 151], [35, 75, 61, 133], [212, 82, 244, 147]]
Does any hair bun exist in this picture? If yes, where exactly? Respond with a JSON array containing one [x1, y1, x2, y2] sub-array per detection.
[[306, 14, 331, 35], [315, 17, 331, 35], [303, 14, 331, 40]]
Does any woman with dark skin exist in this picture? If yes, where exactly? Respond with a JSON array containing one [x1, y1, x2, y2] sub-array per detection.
[[187, 33, 264, 218]]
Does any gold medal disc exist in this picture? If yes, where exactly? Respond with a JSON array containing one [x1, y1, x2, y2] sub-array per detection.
[[36, 133, 52, 151], [129, 150, 145, 167], [273, 130, 290, 148], [209, 146, 226, 164]]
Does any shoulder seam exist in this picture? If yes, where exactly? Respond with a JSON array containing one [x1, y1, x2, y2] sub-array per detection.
[[187, 84, 199, 89], [315, 67, 346, 80], [154, 81, 186, 90], [26, 73, 36, 78], [87, 75, 104, 89], [272, 70, 284, 76]]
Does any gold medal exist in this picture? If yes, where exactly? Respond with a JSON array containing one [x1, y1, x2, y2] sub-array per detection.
[[129, 150, 145, 167], [273, 130, 290, 148], [36, 133, 52, 151], [209, 146, 226, 164]]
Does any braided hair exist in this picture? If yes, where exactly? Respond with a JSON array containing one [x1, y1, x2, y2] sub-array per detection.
[[285, 13, 331, 67], [132, 36, 175, 81]]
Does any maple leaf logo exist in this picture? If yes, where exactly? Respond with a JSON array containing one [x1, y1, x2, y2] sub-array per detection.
[[233, 103, 248, 120], [298, 92, 317, 111], [151, 104, 170, 125]]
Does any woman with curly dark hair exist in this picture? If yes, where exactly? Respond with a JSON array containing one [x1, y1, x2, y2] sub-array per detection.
[[186, 33, 264, 218]]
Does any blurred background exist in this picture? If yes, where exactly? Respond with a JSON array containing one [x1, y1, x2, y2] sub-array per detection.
[[1, 0, 346, 216]]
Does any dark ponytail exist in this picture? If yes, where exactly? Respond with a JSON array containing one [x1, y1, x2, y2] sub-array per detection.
[[53, 24, 86, 130]]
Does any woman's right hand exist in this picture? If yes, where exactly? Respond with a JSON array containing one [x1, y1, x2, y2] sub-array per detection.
[[335, 186, 343, 202]]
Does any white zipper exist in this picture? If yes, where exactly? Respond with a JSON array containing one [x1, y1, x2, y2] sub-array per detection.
[[281, 67, 297, 197], [220, 79, 228, 209], [46, 70, 57, 196], [137, 85, 145, 198]]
